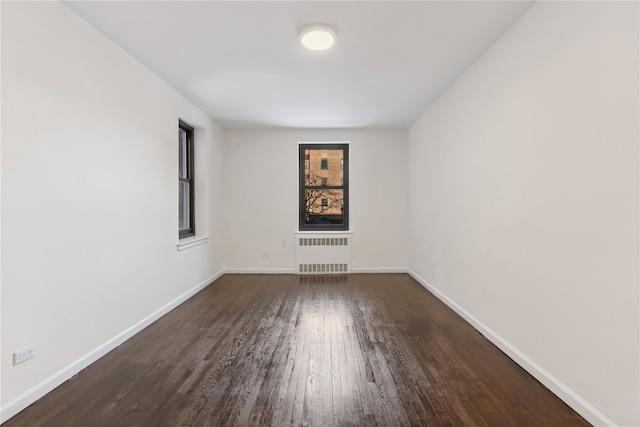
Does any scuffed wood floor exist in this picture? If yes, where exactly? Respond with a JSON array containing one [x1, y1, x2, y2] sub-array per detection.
[[4, 274, 590, 426]]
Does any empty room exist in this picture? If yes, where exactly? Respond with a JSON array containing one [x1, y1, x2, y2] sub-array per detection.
[[1, 1, 638, 426]]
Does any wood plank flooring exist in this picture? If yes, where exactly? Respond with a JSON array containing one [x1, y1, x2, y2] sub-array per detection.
[[4, 274, 590, 426]]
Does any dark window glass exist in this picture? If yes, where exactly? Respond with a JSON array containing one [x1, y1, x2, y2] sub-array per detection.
[[179, 121, 195, 238], [299, 144, 349, 231]]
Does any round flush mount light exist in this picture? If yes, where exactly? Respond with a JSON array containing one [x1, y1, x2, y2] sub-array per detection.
[[298, 23, 337, 51]]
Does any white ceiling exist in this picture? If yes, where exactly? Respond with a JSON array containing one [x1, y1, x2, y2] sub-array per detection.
[[64, 1, 535, 129]]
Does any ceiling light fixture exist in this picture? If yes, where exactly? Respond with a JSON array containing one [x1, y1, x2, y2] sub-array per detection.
[[298, 23, 337, 51]]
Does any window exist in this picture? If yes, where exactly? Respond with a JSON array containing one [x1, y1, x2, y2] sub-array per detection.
[[179, 121, 195, 238], [299, 143, 349, 231]]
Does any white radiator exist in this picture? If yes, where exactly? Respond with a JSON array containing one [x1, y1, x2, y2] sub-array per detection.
[[294, 233, 352, 275]]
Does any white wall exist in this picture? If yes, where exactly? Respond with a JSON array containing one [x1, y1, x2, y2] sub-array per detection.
[[1, 1, 225, 420], [408, 2, 638, 426], [224, 129, 408, 273]]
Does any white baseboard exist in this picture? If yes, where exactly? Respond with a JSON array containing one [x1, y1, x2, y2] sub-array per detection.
[[0, 269, 224, 424], [407, 270, 616, 427], [351, 267, 408, 274], [224, 267, 408, 275], [223, 268, 296, 274]]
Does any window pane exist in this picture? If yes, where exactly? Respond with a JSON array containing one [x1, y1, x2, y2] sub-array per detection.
[[179, 128, 187, 178], [305, 149, 343, 186], [300, 144, 348, 231], [303, 189, 344, 226], [179, 181, 190, 230]]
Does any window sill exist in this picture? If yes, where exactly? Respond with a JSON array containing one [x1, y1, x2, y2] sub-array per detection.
[[176, 236, 209, 251]]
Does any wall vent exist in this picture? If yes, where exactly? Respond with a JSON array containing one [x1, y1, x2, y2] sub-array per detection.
[[295, 233, 352, 275], [298, 237, 348, 247], [299, 263, 349, 274]]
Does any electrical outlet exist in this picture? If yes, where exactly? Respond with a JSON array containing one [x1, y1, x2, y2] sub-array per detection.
[[261, 253, 269, 259], [281, 240, 287, 247], [14, 344, 36, 365]]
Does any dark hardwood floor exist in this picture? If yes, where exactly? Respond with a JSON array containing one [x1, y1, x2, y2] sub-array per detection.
[[4, 274, 590, 426]]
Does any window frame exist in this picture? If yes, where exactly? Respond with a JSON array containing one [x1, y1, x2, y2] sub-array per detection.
[[179, 120, 195, 239], [299, 143, 349, 231]]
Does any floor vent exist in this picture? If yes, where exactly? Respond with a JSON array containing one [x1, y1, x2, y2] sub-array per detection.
[[295, 233, 352, 275]]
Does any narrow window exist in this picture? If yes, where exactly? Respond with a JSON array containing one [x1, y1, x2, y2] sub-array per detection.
[[299, 143, 349, 231], [179, 121, 195, 238]]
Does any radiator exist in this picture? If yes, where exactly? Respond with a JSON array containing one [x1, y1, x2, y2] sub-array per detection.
[[294, 233, 352, 275]]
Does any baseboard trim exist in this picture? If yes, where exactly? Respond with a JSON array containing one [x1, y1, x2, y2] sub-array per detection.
[[223, 268, 296, 274], [0, 269, 224, 424], [223, 268, 408, 275], [407, 270, 616, 427], [350, 267, 408, 274]]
